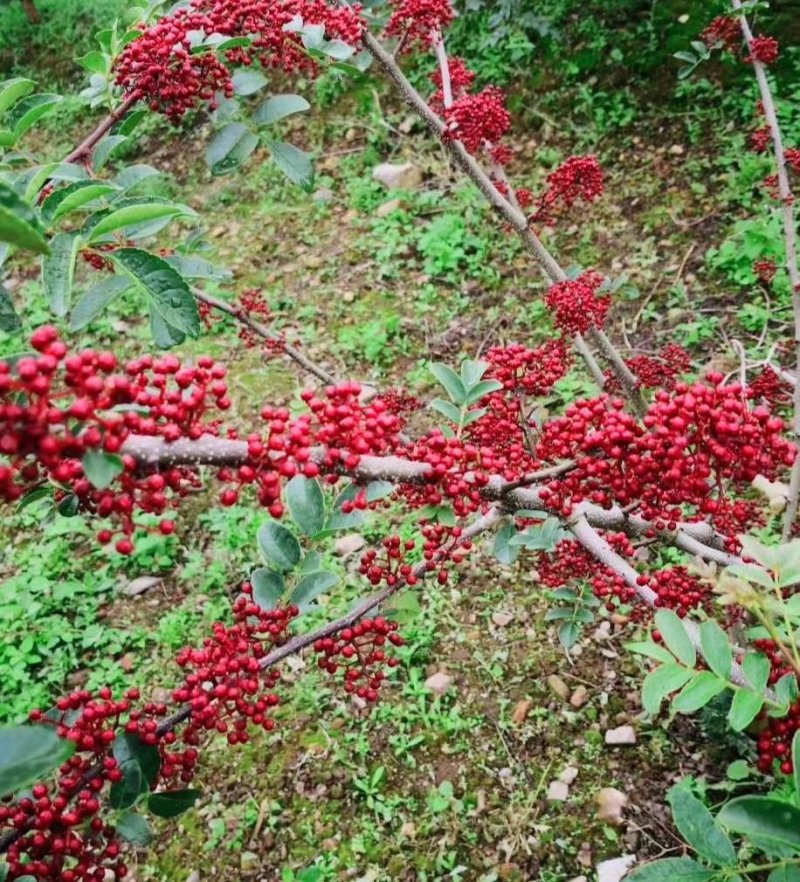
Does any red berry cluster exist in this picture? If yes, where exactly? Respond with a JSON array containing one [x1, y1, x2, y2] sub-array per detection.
[[532, 155, 605, 225], [116, 0, 363, 119], [746, 35, 780, 65], [430, 56, 475, 107], [536, 380, 794, 533], [754, 259, 778, 284], [385, 0, 454, 48], [172, 588, 297, 745], [650, 566, 711, 616], [314, 617, 404, 701], [544, 271, 610, 336], [444, 87, 512, 154], [754, 640, 800, 774], [701, 16, 741, 51], [606, 343, 691, 393], [360, 536, 418, 586]]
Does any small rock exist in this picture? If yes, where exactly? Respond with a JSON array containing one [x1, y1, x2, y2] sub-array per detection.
[[547, 780, 570, 801], [372, 161, 422, 190], [334, 533, 366, 556], [577, 843, 593, 868], [605, 725, 637, 746], [610, 613, 629, 626], [239, 851, 259, 871], [570, 685, 589, 708], [568, 877, 588, 882], [424, 671, 454, 695], [312, 187, 334, 203], [511, 699, 533, 724], [547, 674, 570, 701], [559, 766, 579, 785], [596, 855, 636, 882], [492, 610, 514, 627], [399, 821, 416, 838], [123, 576, 162, 597], [186, 874, 200, 882], [596, 787, 629, 825], [119, 654, 135, 673], [375, 198, 403, 217], [669, 144, 685, 156]]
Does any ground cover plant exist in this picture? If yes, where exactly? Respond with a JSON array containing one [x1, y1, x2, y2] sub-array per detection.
[[2, 0, 800, 879]]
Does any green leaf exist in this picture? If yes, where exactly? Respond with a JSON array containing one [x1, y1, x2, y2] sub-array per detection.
[[768, 866, 800, 882], [11, 93, 63, 139], [558, 621, 580, 649], [18, 485, 53, 511], [113, 164, 160, 193], [494, 522, 520, 566], [464, 378, 502, 405], [429, 362, 466, 404], [41, 181, 119, 225], [251, 567, 285, 610], [666, 783, 736, 867], [42, 232, 81, 316], [92, 135, 128, 172], [110, 248, 200, 337], [793, 730, 800, 798], [728, 688, 765, 731], [82, 450, 124, 490], [624, 857, 717, 882], [626, 640, 676, 664], [265, 139, 314, 189], [110, 760, 143, 810], [460, 359, 487, 388], [290, 571, 339, 612], [431, 398, 462, 424], [0, 725, 75, 797], [0, 284, 21, 333], [284, 475, 326, 536], [112, 733, 160, 787], [258, 520, 302, 572], [0, 182, 49, 254], [232, 70, 269, 95], [641, 664, 695, 716], [148, 788, 201, 818], [671, 671, 727, 715], [78, 51, 108, 75], [726, 760, 751, 781], [0, 78, 35, 116], [149, 305, 185, 349], [654, 610, 695, 666], [726, 563, 774, 588], [69, 276, 130, 331], [742, 652, 770, 692], [718, 797, 800, 850], [116, 810, 153, 846], [207, 122, 259, 176], [87, 202, 193, 241], [253, 93, 311, 125], [699, 620, 732, 680]]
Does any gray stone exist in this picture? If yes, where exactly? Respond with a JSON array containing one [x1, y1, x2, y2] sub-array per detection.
[[372, 161, 422, 190], [596, 855, 636, 882], [492, 610, 514, 627], [547, 780, 569, 801], [570, 685, 589, 708], [123, 576, 161, 597], [375, 198, 403, 217], [547, 674, 570, 701], [596, 787, 629, 825], [605, 725, 637, 746], [424, 671, 454, 695], [334, 533, 366, 556]]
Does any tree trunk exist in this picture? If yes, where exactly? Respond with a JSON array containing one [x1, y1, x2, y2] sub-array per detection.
[[21, 0, 41, 24]]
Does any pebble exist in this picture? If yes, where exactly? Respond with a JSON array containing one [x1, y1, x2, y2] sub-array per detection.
[[559, 766, 579, 785], [375, 198, 403, 217], [123, 576, 161, 597], [372, 161, 422, 190], [334, 533, 366, 556], [547, 674, 570, 701], [424, 672, 454, 695], [570, 685, 589, 708], [605, 725, 637, 746], [547, 780, 570, 801], [492, 610, 514, 627], [596, 787, 629, 824], [596, 855, 636, 882], [511, 700, 533, 724]]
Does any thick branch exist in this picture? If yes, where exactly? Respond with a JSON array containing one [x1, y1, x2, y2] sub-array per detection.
[[732, 0, 800, 538]]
